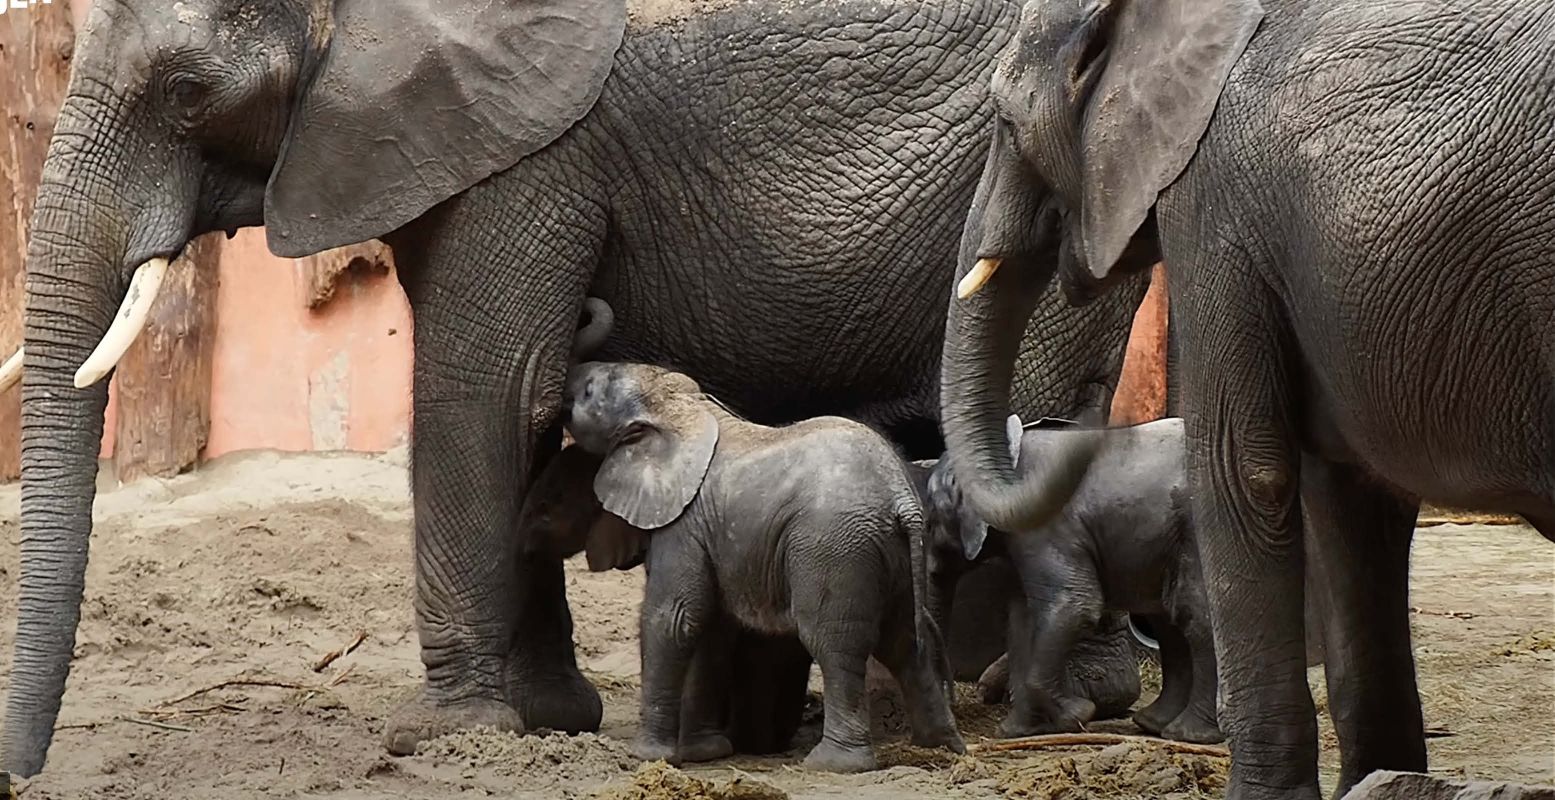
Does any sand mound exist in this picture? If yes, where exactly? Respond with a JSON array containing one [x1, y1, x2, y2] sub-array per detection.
[[592, 762, 787, 800], [418, 728, 637, 783], [996, 741, 1227, 800]]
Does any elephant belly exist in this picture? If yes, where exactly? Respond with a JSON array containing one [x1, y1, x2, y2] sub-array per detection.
[[1290, 273, 1555, 517]]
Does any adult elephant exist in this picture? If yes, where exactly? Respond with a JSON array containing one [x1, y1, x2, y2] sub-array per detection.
[[939, 1, 1555, 799], [0, 0, 1151, 775]]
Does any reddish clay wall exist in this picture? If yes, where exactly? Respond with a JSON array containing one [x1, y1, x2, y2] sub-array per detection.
[[99, 229, 414, 460]]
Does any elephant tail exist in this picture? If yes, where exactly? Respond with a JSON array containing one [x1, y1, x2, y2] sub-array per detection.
[[896, 488, 952, 692]]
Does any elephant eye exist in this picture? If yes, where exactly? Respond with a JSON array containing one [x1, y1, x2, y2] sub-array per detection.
[[164, 76, 211, 114], [616, 421, 650, 446]]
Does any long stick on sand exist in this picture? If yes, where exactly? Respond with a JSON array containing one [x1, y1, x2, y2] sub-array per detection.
[[970, 733, 1230, 758]]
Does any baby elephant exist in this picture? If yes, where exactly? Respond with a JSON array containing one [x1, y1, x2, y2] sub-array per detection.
[[566, 362, 965, 772], [926, 415, 1222, 744]]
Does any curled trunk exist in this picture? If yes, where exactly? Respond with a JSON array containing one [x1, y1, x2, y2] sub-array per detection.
[[940, 251, 1104, 533], [938, 124, 1105, 536]]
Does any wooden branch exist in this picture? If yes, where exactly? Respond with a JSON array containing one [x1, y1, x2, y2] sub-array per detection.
[[969, 732, 1230, 758]]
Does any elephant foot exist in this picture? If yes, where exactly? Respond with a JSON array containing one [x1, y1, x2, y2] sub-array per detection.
[[631, 736, 679, 764], [997, 696, 1095, 739], [383, 691, 523, 756], [977, 653, 1010, 704], [678, 732, 734, 763], [511, 668, 602, 734], [910, 725, 968, 755], [1162, 713, 1224, 745], [1132, 700, 1177, 736], [802, 739, 878, 773], [1223, 782, 1322, 800]]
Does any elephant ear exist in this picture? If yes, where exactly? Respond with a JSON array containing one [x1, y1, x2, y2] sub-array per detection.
[[584, 512, 646, 572], [594, 402, 718, 530], [265, 0, 628, 257], [1075, 0, 1264, 279]]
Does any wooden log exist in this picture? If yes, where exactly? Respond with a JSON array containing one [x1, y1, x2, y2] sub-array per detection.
[[111, 235, 222, 484], [1109, 263, 1168, 426], [0, 1, 76, 482]]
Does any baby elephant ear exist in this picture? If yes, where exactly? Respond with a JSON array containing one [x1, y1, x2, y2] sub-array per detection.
[[594, 404, 719, 529], [1005, 413, 1024, 469], [960, 517, 990, 561]]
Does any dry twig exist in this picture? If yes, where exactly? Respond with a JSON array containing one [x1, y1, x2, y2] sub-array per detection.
[[970, 732, 1230, 758], [1410, 606, 1477, 620], [122, 717, 194, 734], [326, 663, 357, 687], [157, 678, 308, 708], [312, 630, 369, 673]]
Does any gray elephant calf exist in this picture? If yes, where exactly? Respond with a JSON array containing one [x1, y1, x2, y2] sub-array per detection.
[[565, 362, 964, 772], [923, 416, 1221, 744]]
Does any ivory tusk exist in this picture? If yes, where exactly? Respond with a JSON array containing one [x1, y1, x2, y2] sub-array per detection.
[[956, 257, 1002, 300], [74, 257, 170, 389], [0, 347, 21, 393]]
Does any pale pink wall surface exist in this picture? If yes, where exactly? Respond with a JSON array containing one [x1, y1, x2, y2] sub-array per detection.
[[99, 230, 413, 459]]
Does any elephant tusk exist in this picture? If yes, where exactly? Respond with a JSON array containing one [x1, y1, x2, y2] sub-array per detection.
[[0, 347, 21, 393], [956, 257, 1002, 300], [74, 257, 169, 389]]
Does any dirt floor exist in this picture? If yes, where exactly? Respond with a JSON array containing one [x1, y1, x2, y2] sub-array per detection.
[[0, 450, 1550, 799]]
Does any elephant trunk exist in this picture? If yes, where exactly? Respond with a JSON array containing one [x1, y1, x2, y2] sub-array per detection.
[[940, 248, 1104, 534], [4, 204, 118, 778], [939, 120, 1104, 535], [3, 92, 192, 776]]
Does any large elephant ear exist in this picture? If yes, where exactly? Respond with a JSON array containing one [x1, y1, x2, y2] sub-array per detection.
[[594, 402, 719, 530], [1076, 0, 1264, 279], [265, 0, 628, 257]]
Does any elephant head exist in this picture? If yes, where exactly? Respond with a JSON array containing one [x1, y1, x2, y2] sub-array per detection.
[[939, 0, 1263, 532], [3, 0, 627, 776], [565, 363, 719, 530], [517, 443, 646, 572], [911, 457, 990, 643]]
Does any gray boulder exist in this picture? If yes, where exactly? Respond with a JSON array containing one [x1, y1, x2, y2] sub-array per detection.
[[1344, 771, 1555, 800]]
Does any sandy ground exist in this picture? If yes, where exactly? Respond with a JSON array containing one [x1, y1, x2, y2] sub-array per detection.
[[0, 451, 1550, 799]]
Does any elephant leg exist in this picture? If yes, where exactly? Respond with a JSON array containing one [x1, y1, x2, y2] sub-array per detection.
[[636, 535, 716, 763], [727, 631, 813, 754], [381, 177, 607, 755], [1179, 278, 1316, 800], [874, 611, 965, 754], [999, 566, 1102, 738], [1133, 614, 1190, 735], [795, 577, 881, 773], [1164, 606, 1224, 744], [1302, 455, 1423, 795], [678, 617, 735, 763], [1063, 611, 1142, 720], [505, 546, 602, 734]]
